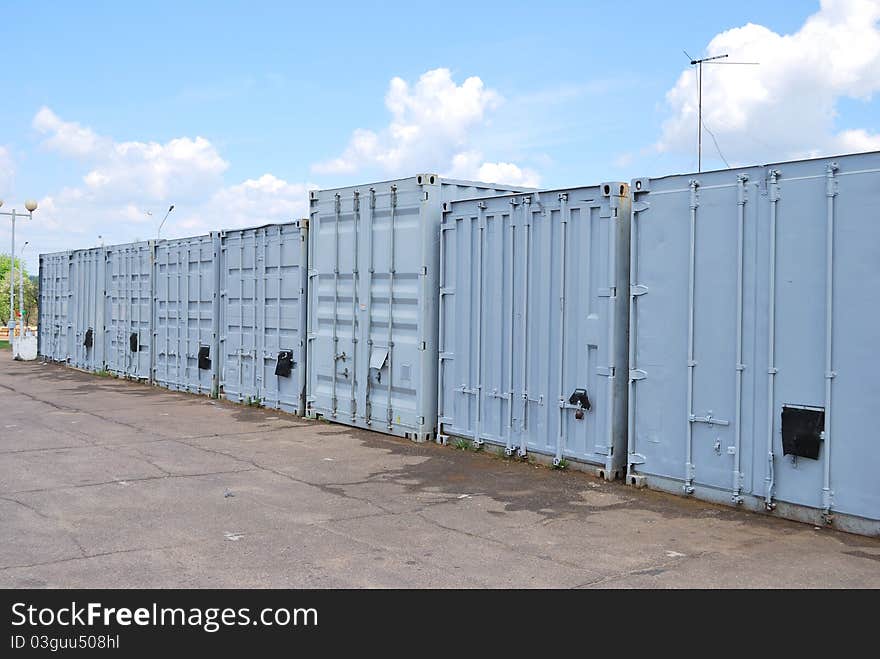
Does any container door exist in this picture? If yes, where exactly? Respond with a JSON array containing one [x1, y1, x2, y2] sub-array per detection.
[[155, 237, 216, 394], [220, 229, 264, 404], [62, 254, 73, 362], [155, 242, 176, 389], [769, 165, 840, 512], [185, 235, 219, 396], [361, 184, 425, 433], [523, 191, 617, 464], [687, 181, 741, 491], [308, 194, 358, 422], [630, 173, 756, 498], [308, 182, 426, 435], [259, 224, 306, 415], [154, 243, 176, 389], [105, 245, 151, 380], [71, 249, 103, 372]]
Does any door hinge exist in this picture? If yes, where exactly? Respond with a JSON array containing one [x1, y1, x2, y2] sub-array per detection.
[[630, 369, 647, 381], [631, 284, 648, 297]]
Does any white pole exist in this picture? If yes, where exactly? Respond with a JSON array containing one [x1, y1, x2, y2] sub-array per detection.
[[9, 209, 15, 331], [19, 242, 28, 339]]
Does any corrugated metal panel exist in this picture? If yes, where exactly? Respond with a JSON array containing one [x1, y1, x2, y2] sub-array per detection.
[[104, 241, 152, 380], [628, 151, 880, 534], [154, 234, 220, 395], [306, 175, 526, 441], [220, 222, 308, 415], [38, 251, 73, 362], [439, 184, 631, 477], [68, 248, 105, 371]]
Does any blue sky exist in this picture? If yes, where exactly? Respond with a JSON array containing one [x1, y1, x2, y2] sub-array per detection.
[[1, 0, 878, 270]]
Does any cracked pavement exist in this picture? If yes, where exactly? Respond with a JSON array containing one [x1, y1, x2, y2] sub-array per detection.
[[1, 353, 878, 588]]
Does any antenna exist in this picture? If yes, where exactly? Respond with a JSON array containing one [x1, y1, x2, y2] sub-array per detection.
[[685, 52, 759, 171]]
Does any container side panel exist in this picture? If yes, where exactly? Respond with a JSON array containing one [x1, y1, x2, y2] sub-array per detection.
[[631, 152, 880, 529], [307, 176, 524, 440]]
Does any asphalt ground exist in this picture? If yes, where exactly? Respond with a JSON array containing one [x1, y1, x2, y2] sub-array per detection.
[[1, 352, 878, 588]]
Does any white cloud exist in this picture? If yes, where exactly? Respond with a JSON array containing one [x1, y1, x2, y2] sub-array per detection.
[[313, 68, 537, 187], [21, 108, 310, 254], [180, 174, 313, 233], [447, 150, 540, 188], [657, 0, 880, 163], [33, 107, 105, 157], [34, 107, 229, 202]]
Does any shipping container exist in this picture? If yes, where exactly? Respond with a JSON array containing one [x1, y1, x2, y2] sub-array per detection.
[[37, 251, 73, 363], [306, 176, 526, 441], [219, 222, 308, 415], [154, 234, 220, 395], [628, 151, 880, 534], [68, 247, 105, 371], [439, 184, 631, 477], [103, 241, 153, 380]]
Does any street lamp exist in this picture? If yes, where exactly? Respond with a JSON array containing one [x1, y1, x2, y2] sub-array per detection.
[[0, 198, 38, 330], [157, 204, 175, 239], [18, 241, 29, 339]]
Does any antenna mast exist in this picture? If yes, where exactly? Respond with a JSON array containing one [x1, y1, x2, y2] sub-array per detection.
[[685, 52, 759, 171], [691, 54, 727, 172]]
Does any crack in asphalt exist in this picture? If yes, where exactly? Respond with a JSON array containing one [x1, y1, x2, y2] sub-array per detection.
[[0, 495, 53, 520], [0, 381, 175, 440], [0, 543, 192, 572], [571, 550, 714, 588], [7, 467, 261, 496]]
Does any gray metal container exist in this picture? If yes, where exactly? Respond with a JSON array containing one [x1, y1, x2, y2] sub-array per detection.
[[439, 184, 631, 477], [68, 247, 105, 372], [306, 175, 526, 441], [628, 151, 880, 534], [219, 222, 309, 415], [104, 241, 153, 380], [38, 251, 73, 363], [154, 234, 221, 395]]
